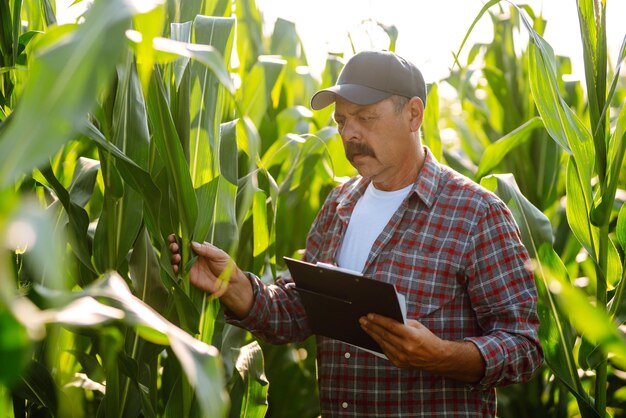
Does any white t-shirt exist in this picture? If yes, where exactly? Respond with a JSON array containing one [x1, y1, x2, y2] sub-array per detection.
[[336, 182, 412, 272]]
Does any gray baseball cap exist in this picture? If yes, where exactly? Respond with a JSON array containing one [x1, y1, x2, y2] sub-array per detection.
[[310, 50, 427, 110]]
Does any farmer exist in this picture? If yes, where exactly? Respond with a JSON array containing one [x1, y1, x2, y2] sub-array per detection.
[[169, 50, 543, 417]]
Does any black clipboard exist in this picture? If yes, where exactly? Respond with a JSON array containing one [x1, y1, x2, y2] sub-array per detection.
[[284, 256, 406, 357]]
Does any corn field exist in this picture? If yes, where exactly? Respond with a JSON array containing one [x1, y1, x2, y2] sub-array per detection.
[[0, 0, 625, 417]]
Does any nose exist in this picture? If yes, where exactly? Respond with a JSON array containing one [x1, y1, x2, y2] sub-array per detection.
[[339, 118, 358, 141]]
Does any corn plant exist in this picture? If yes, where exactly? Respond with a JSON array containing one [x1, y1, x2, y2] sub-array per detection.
[[458, 1, 626, 417], [0, 0, 345, 416]]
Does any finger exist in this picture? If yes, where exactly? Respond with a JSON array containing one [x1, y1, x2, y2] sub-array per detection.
[[360, 316, 407, 348], [366, 313, 400, 328], [172, 264, 179, 274], [171, 253, 181, 265], [167, 234, 177, 243], [169, 242, 179, 253], [362, 323, 404, 363], [191, 241, 227, 260]]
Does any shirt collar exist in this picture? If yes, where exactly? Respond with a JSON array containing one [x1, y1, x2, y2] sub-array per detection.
[[410, 147, 441, 209], [335, 146, 442, 210]]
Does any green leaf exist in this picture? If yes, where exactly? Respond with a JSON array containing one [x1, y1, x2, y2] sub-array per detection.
[[591, 99, 626, 225], [475, 117, 543, 180], [93, 158, 142, 273], [82, 122, 161, 236], [617, 203, 626, 252], [129, 225, 168, 309], [41, 273, 228, 418], [170, 21, 193, 90], [227, 341, 269, 418], [422, 83, 442, 162], [131, 1, 166, 94], [480, 174, 553, 258], [14, 360, 58, 414], [0, 308, 32, 386], [40, 165, 95, 275], [147, 68, 198, 241], [0, 0, 134, 186], [534, 245, 601, 417], [239, 61, 269, 128], [68, 157, 101, 207], [252, 189, 269, 274]]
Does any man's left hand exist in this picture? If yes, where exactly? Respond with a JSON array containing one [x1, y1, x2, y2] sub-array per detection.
[[359, 314, 443, 369], [359, 314, 485, 382]]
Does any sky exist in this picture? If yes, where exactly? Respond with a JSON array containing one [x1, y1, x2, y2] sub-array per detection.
[[56, 0, 625, 83], [257, 0, 626, 83]]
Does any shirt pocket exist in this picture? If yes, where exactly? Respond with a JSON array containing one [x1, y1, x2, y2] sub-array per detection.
[[386, 246, 466, 320]]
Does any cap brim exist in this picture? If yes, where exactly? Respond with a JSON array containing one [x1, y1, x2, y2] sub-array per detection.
[[310, 84, 392, 110]]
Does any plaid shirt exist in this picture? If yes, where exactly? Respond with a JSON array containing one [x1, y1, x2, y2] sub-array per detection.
[[229, 149, 543, 417]]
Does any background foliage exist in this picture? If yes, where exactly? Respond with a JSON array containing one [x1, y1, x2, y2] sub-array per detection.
[[0, 0, 625, 417]]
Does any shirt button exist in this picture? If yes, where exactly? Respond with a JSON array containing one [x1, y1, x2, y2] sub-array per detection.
[[344, 352, 351, 359], [341, 402, 348, 409]]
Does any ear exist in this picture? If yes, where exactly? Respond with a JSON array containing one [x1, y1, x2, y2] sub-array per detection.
[[408, 97, 424, 132]]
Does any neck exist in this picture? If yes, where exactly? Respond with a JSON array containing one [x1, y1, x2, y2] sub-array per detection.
[[372, 146, 426, 191]]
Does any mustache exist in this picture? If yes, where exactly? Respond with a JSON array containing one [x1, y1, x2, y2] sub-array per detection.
[[345, 142, 375, 161]]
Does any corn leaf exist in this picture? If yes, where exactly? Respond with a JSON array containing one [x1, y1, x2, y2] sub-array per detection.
[[618, 204, 626, 252], [475, 117, 543, 180], [146, 69, 198, 240], [227, 341, 269, 418], [0, 0, 133, 186], [82, 122, 161, 236], [480, 173, 553, 258], [534, 244, 602, 418], [40, 165, 95, 274], [422, 83, 442, 162], [129, 225, 168, 309]]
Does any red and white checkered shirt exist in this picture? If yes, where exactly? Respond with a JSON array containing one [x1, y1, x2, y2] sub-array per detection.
[[229, 148, 543, 417]]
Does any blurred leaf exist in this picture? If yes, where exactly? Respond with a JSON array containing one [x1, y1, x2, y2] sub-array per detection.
[[227, 341, 269, 418], [0, 308, 32, 386], [13, 360, 58, 413], [235, 0, 264, 73], [40, 273, 228, 418], [270, 18, 299, 57], [239, 61, 269, 128], [0, 0, 134, 186], [132, 1, 166, 94], [617, 203, 626, 252], [475, 117, 543, 180], [170, 21, 193, 90], [41, 165, 95, 275], [422, 83, 442, 161]]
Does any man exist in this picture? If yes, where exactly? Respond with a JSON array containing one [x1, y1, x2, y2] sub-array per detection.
[[169, 50, 543, 417]]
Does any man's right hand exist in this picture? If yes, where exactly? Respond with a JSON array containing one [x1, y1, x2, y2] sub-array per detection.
[[167, 235, 254, 318]]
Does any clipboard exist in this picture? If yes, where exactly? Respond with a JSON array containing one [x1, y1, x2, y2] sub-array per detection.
[[284, 256, 406, 357]]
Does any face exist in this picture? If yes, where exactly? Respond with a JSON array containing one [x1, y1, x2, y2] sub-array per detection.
[[333, 96, 424, 191]]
